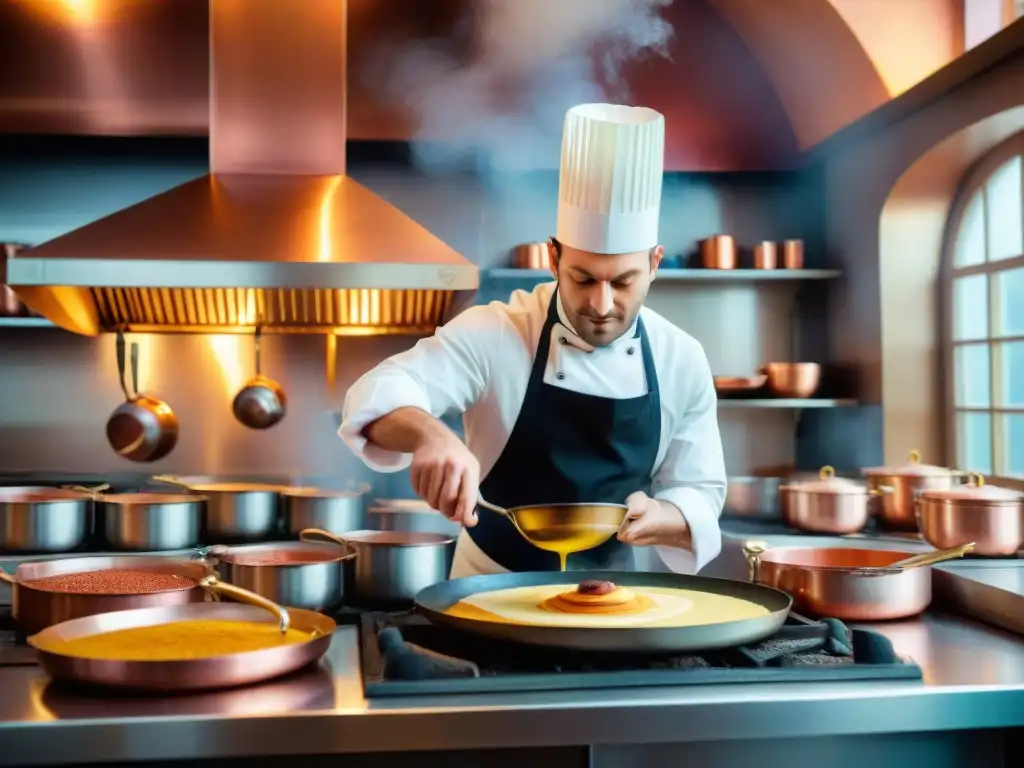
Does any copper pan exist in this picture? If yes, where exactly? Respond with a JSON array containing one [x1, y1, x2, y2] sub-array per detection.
[[28, 599, 335, 692], [917, 473, 1024, 556], [2, 556, 211, 635], [743, 543, 972, 621]]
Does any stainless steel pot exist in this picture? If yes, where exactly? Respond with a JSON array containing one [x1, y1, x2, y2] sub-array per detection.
[[0, 486, 93, 553], [863, 450, 964, 530], [301, 528, 454, 605], [368, 498, 462, 536], [204, 540, 355, 613], [917, 474, 1024, 556], [723, 477, 781, 518], [281, 486, 368, 536], [95, 492, 204, 552], [778, 466, 874, 534], [152, 476, 281, 542]]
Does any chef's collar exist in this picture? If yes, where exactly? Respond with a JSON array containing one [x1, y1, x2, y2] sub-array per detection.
[[555, 290, 640, 353]]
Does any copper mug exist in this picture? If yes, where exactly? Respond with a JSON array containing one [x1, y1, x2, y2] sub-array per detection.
[[700, 235, 736, 270], [753, 242, 778, 270]]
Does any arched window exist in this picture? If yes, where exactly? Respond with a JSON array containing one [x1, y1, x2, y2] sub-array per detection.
[[944, 134, 1024, 481]]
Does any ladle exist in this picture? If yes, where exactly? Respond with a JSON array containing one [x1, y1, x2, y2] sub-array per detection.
[[476, 497, 627, 571], [848, 542, 975, 576]]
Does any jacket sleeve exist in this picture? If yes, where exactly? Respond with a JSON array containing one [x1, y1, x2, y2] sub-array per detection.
[[339, 305, 504, 472], [650, 347, 727, 573]]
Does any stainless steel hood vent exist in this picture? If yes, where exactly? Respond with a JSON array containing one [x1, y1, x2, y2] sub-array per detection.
[[6, 0, 478, 336]]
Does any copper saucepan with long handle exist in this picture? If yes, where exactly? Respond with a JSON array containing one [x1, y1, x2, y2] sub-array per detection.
[[743, 541, 974, 621]]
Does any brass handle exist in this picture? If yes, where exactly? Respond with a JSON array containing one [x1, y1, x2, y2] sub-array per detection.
[[818, 465, 836, 479], [199, 575, 290, 634], [298, 528, 357, 559], [909, 449, 921, 465], [0, 569, 15, 585], [742, 540, 768, 583], [151, 475, 191, 490], [968, 472, 985, 488], [891, 542, 975, 570], [63, 484, 110, 500]]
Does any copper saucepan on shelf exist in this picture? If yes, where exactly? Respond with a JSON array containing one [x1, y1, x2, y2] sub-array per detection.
[[699, 235, 736, 270], [743, 542, 974, 621], [778, 465, 875, 535], [917, 474, 1024, 557], [862, 450, 965, 530], [28, 594, 334, 692]]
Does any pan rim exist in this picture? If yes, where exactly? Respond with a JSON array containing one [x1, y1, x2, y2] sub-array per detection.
[[414, 570, 792, 652]]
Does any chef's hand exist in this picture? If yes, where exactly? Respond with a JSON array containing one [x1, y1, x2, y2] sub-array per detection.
[[617, 491, 691, 549], [410, 429, 480, 528]]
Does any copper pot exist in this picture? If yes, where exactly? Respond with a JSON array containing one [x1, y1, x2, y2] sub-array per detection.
[[744, 544, 933, 621], [761, 362, 821, 398], [779, 465, 874, 534], [0, 556, 212, 635], [863, 450, 964, 530], [700, 235, 736, 269], [917, 474, 1024, 556], [512, 242, 549, 270]]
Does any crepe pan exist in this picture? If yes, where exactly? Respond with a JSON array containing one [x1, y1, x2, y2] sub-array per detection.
[[415, 570, 792, 653]]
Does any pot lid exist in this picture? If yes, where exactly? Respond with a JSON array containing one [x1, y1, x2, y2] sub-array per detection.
[[922, 474, 1024, 502], [863, 449, 954, 477], [783, 466, 867, 494]]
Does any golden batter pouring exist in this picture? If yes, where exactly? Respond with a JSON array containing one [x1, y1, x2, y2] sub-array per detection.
[[443, 579, 770, 629]]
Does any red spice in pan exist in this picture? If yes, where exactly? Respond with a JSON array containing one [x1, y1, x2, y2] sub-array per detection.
[[25, 569, 198, 595]]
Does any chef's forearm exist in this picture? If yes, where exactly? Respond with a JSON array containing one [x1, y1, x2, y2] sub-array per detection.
[[363, 407, 452, 453]]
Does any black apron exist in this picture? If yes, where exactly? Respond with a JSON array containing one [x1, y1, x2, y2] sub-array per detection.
[[468, 292, 662, 572]]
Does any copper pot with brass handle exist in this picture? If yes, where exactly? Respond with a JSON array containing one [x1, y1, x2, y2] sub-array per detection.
[[106, 331, 179, 463]]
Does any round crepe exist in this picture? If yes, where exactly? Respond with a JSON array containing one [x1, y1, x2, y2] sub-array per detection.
[[444, 584, 770, 629]]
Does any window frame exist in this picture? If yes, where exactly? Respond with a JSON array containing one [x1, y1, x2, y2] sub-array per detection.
[[941, 131, 1024, 489]]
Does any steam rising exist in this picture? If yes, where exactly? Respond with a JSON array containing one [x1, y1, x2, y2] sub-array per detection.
[[372, 0, 673, 175]]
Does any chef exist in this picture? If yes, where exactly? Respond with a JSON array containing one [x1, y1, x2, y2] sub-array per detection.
[[340, 103, 726, 578]]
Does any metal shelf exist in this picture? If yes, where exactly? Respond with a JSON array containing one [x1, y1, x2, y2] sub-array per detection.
[[483, 268, 842, 282], [0, 317, 55, 328], [717, 398, 859, 409]]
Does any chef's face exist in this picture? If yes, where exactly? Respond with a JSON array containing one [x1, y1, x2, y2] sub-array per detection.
[[548, 239, 664, 347]]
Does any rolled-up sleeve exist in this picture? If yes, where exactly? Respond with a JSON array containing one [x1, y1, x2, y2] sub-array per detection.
[[651, 348, 726, 574], [339, 305, 503, 472]]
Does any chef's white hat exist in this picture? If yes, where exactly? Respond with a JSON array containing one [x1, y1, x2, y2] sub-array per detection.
[[556, 103, 665, 255]]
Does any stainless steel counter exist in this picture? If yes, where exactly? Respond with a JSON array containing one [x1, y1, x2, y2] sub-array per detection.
[[1, 611, 1024, 766]]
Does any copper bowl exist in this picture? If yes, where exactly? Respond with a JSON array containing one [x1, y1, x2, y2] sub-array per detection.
[[762, 363, 821, 399]]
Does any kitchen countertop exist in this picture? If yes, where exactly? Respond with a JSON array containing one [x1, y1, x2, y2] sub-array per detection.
[[2, 610, 1024, 766]]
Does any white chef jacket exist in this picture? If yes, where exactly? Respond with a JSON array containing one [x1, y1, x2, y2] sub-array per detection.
[[339, 281, 727, 577]]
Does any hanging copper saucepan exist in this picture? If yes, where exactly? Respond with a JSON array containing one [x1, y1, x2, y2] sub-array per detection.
[[106, 331, 179, 462], [232, 326, 287, 429]]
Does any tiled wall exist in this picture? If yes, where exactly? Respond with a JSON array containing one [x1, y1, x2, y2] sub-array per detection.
[[0, 138, 829, 492]]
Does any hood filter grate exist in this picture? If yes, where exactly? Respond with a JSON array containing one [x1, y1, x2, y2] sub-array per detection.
[[89, 287, 452, 335]]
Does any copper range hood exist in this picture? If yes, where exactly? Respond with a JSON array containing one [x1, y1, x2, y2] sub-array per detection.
[[5, 0, 478, 336]]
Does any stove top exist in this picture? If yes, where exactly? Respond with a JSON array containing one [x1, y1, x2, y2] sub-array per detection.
[[348, 609, 923, 698]]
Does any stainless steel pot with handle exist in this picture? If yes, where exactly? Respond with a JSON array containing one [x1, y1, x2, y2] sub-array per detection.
[[152, 475, 282, 542], [300, 527, 454, 605], [198, 539, 355, 613], [0, 486, 94, 553]]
